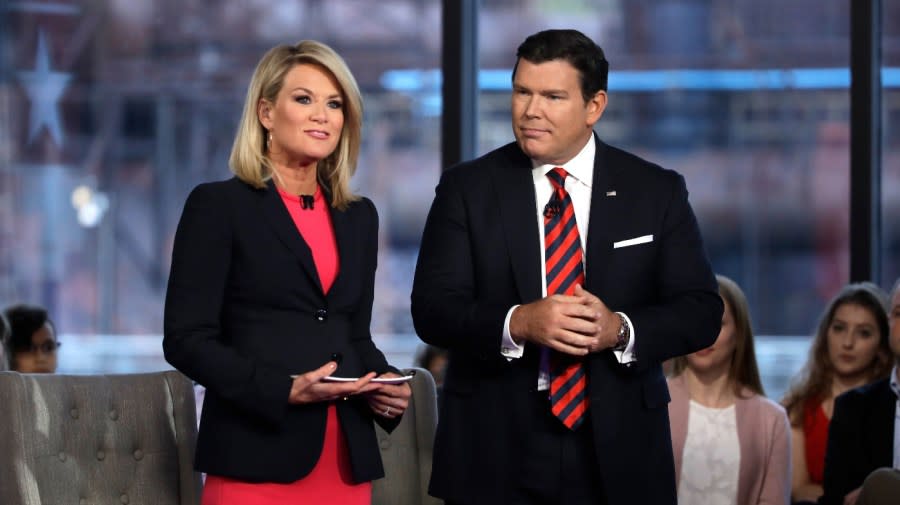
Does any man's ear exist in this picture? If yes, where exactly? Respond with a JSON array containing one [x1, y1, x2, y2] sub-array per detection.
[[586, 90, 608, 125], [258, 99, 273, 129]]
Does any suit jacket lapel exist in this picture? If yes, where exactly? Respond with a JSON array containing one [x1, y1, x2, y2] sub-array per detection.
[[327, 204, 351, 299], [870, 380, 896, 466], [585, 137, 614, 291], [259, 180, 323, 293], [492, 148, 542, 303]]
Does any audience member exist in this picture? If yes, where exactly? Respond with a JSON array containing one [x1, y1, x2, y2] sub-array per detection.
[[781, 282, 892, 504], [819, 278, 900, 505], [4, 304, 60, 374], [668, 275, 791, 505], [414, 344, 448, 388]]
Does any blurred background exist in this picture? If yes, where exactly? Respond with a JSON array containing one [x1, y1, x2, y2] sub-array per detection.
[[1, 0, 897, 399]]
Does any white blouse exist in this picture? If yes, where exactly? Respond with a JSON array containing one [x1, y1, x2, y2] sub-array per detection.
[[678, 400, 741, 505]]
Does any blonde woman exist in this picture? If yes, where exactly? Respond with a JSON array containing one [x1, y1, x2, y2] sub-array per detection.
[[668, 275, 791, 505], [164, 41, 410, 505], [781, 282, 892, 504]]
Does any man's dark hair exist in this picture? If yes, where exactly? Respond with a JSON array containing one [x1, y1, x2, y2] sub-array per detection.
[[4, 304, 55, 352], [513, 29, 609, 101]]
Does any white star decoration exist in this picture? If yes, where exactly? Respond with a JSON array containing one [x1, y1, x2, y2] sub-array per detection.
[[17, 30, 71, 146]]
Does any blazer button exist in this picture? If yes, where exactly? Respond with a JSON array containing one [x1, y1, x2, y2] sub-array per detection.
[[315, 309, 327, 322]]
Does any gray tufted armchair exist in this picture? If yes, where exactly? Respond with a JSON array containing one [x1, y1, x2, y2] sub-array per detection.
[[0, 370, 202, 505], [372, 367, 442, 505]]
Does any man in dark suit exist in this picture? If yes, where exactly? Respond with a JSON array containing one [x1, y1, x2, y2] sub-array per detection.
[[821, 278, 900, 505], [411, 29, 723, 505]]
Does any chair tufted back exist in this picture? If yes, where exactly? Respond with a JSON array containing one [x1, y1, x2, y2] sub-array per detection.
[[0, 370, 202, 505], [372, 367, 442, 505]]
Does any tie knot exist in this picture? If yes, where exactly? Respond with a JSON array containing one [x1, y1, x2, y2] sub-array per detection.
[[547, 167, 568, 190]]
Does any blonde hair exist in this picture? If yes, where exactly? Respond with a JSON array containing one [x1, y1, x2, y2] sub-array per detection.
[[228, 40, 363, 210], [670, 274, 764, 397], [781, 281, 892, 426]]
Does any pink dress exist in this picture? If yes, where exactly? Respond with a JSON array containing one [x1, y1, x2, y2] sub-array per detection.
[[201, 185, 371, 505]]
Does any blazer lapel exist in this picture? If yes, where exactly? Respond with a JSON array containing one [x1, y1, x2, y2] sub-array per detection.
[[327, 204, 351, 299], [585, 137, 614, 291], [259, 180, 323, 293], [492, 149, 542, 303], [870, 380, 896, 466]]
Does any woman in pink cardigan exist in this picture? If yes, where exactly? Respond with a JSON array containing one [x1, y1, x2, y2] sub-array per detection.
[[668, 275, 791, 505]]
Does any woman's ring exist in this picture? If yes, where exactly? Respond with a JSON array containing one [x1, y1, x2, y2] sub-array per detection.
[[383, 407, 391, 416]]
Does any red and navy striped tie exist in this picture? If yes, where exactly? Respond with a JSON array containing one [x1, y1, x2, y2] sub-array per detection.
[[544, 167, 588, 429]]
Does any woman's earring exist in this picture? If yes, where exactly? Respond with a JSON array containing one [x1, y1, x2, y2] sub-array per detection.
[[267, 131, 272, 150]]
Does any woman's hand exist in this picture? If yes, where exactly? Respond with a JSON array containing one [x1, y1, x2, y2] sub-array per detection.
[[364, 372, 412, 419], [288, 361, 380, 404]]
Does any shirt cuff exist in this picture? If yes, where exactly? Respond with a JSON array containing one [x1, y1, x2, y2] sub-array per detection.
[[613, 312, 637, 364], [501, 305, 524, 359]]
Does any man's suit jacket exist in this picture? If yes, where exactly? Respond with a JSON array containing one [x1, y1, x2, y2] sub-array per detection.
[[163, 177, 397, 484], [820, 378, 896, 505], [411, 137, 723, 505]]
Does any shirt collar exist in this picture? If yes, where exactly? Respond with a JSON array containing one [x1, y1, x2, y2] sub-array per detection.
[[891, 365, 900, 400], [531, 134, 595, 188]]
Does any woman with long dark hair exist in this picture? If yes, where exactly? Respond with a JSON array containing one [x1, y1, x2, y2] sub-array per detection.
[[782, 282, 891, 504]]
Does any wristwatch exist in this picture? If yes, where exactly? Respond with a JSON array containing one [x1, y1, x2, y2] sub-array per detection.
[[613, 313, 630, 351]]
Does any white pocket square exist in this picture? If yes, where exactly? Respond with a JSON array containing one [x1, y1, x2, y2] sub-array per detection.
[[613, 235, 653, 249]]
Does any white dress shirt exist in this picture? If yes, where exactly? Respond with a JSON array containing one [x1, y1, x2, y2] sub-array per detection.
[[499, 136, 636, 389]]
